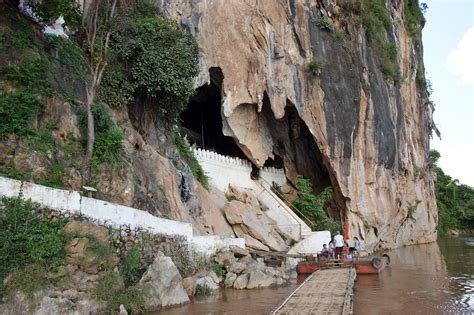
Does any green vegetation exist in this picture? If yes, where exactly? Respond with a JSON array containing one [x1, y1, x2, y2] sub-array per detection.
[[315, 15, 334, 31], [341, 0, 399, 82], [103, 6, 199, 119], [95, 269, 147, 314], [404, 0, 426, 39], [210, 263, 226, 277], [0, 24, 51, 137], [120, 245, 147, 286], [0, 195, 67, 298], [27, 0, 81, 26], [194, 283, 212, 296], [78, 104, 124, 168], [46, 34, 87, 81], [430, 150, 474, 235], [293, 176, 340, 233], [175, 133, 210, 190], [307, 57, 322, 75]]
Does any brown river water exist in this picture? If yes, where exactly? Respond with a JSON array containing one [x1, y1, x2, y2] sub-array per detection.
[[159, 236, 474, 314]]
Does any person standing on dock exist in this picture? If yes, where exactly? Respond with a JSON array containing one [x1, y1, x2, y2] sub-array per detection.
[[334, 231, 344, 258]]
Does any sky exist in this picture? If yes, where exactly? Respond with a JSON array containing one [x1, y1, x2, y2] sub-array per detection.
[[422, 0, 474, 186]]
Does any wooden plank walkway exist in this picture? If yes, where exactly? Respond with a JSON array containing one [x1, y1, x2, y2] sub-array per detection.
[[273, 268, 356, 315]]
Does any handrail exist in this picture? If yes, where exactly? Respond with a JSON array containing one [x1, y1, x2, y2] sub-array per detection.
[[256, 176, 316, 231]]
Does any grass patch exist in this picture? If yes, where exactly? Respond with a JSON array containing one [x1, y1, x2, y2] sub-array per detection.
[[95, 270, 147, 314], [194, 283, 212, 296], [307, 57, 322, 76], [210, 263, 225, 277]]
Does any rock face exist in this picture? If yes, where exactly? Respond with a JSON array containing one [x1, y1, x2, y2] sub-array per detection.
[[159, 0, 438, 251], [139, 252, 190, 309], [63, 221, 118, 274]]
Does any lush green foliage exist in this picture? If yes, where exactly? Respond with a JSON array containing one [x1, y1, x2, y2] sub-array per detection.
[[175, 133, 210, 190], [78, 104, 124, 167], [307, 57, 322, 75], [293, 176, 340, 233], [404, 0, 426, 39], [27, 0, 81, 26], [120, 245, 147, 286], [103, 7, 199, 118], [194, 283, 212, 296], [430, 150, 474, 235], [0, 195, 67, 297], [0, 7, 52, 138]]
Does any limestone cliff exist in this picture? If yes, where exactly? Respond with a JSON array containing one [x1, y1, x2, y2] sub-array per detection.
[[159, 0, 438, 250]]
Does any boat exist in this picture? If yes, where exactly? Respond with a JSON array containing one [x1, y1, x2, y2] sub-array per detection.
[[354, 254, 391, 274], [296, 257, 353, 274], [296, 254, 390, 275]]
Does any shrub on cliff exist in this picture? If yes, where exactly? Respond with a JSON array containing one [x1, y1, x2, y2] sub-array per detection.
[[293, 176, 340, 233], [99, 6, 199, 121]]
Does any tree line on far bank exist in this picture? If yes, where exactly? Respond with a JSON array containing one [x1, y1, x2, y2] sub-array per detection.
[[430, 150, 474, 235]]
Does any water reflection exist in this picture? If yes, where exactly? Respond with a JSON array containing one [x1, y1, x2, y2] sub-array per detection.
[[354, 237, 474, 314]]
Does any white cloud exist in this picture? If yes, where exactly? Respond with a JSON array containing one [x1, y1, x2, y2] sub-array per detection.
[[446, 27, 474, 86]]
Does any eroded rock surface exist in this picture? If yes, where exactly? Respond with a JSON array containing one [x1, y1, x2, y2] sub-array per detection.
[[159, 0, 438, 251]]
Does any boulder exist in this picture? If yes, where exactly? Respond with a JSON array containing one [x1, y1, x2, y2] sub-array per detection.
[[60, 167, 82, 190], [214, 250, 236, 267], [64, 237, 117, 274], [63, 221, 109, 247], [13, 148, 50, 180], [224, 272, 237, 288], [195, 276, 219, 291], [224, 200, 287, 252], [182, 277, 195, 296], [63, 221, 118, 274], [246, 270, 275, 289], [233, 273, 249, 290], [208, 271, 222, 284], [139, 252, 190, 309], [227, 262, 246, 274], [230, 245, 249, 257]]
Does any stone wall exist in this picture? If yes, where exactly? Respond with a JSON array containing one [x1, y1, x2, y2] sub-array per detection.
[[193, 148, 254, 191], [0, 176, 243, 256]]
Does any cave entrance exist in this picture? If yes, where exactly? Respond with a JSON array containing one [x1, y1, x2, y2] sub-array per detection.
[[180, 68, 246, 159], [262, 95, 342, 220]]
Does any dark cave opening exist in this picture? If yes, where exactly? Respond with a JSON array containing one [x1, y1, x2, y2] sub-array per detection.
[[262, 97, 331, 194], [180, 68, 246, 159]]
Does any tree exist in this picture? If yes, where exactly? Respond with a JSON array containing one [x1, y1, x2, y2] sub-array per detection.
[[27, 0, 118, 180]]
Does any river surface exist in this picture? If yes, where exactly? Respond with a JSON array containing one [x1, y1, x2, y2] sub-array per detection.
[[159, 236, 473, 314]]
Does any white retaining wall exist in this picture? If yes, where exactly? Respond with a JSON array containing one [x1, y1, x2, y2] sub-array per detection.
[[260, 167, 287, 187], [0, 176, 243, 255], [193, 148, 254, 191]]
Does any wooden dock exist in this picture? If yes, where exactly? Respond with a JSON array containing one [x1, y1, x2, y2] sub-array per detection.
[[273, 268, 356, 315]]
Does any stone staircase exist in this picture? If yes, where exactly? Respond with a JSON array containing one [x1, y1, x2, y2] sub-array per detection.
[[252, 179, 312, 240], [192, 148, 315, 242]]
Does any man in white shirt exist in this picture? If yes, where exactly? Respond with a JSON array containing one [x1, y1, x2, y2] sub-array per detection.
[[334, 231, 344, 258]]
